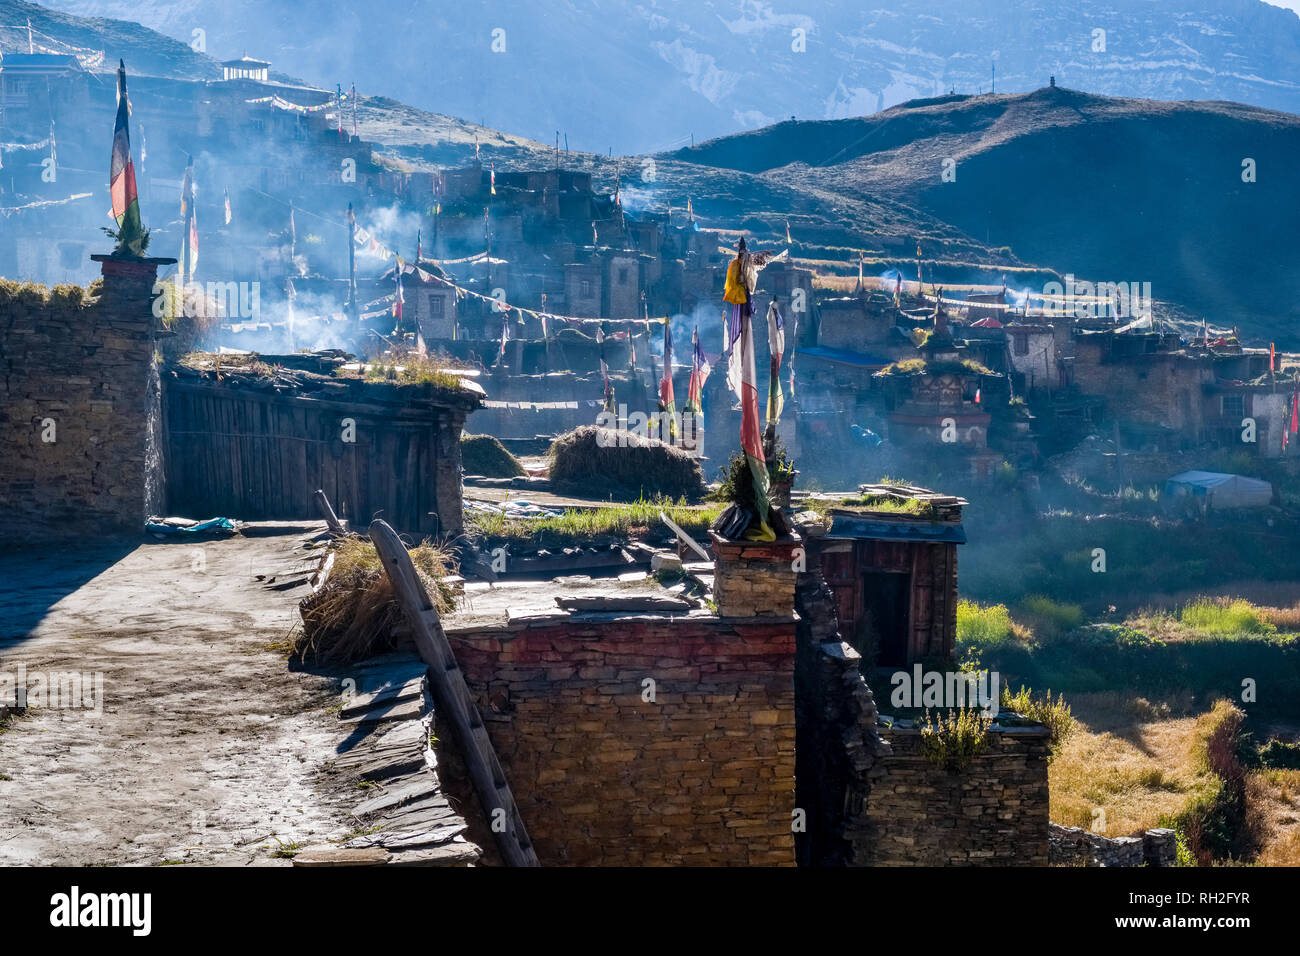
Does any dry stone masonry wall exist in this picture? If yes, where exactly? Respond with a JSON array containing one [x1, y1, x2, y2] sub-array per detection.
[[447, 615, 797, 866], [0, 257, 167, 539]]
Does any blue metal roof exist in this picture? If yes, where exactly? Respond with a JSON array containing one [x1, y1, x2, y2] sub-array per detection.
[[825, 514, 967, 544], [794, 346, 890, 368]]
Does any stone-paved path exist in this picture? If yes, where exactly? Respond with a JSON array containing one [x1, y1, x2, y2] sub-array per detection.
[[0, 522, 358, 866]]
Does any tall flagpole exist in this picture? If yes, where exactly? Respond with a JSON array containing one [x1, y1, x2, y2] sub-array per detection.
[[347, 203, 357, 323]]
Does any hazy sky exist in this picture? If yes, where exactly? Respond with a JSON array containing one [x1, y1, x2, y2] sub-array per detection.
[[1264, 0, 1300, 12]]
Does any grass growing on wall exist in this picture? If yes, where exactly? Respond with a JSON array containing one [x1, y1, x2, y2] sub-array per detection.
[[919, 708, 992, 772], [0, 280, 92, 308], [469, 496, 723, 548]]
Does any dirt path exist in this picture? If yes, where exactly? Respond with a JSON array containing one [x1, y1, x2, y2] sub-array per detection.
[[0, 523, 356, 866]]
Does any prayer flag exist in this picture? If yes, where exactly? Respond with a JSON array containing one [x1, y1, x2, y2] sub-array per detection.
[[109, 61, 145, 255], [766, 299, 784, 424], [660, 317, 677, 439]]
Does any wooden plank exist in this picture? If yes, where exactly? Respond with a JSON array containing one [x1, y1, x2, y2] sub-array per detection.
[[294, 404, 310, 516], [314, 490, 345, 535], [369, 519, 539, 867]]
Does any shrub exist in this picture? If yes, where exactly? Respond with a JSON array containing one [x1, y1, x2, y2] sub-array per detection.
[[1257, 739, 1300, 770], [1000, 685, 1076, 763], [919, 708, 991, 772], [956, 600, 1017, 648]]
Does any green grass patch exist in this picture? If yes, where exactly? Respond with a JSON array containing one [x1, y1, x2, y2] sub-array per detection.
[[470, 496, 723, 549], [834, 494, 938, 518], [956, 599, 1018, 648], [975, 613, 1300, 723], [1016, 595, 1085, 643], [1180, 598, 1277, 637]]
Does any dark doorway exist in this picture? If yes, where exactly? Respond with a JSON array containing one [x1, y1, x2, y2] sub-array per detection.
[[860, 570, 911, 666]]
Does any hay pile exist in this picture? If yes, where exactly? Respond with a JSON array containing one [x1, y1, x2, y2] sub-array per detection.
[[461, 433, 526, 478], [548, 425, 704, 500], [294, 537, 457, 663]]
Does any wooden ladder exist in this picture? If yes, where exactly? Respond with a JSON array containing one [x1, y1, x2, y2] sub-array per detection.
[[370, 519, 539, 867]]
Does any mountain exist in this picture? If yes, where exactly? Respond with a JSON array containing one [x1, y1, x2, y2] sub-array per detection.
[[29, 0, 1300, 154], [0, 0, 217, 79], [0, 0, 1037, 288], [667, 85, 1300, 342]]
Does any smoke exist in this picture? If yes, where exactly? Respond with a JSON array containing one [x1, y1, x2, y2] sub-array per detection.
[[359, 202, 425, 259], [651, 300, 729, 365]]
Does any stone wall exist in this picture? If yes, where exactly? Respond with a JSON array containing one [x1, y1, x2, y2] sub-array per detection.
[[446, 614, 797, 866], [1072, 342, 1212, 437], [1049, 823, 1177, 867], [859, 725, 1051, 866], [709, 534, 800, 618], [0, 257, 169, 539], [793, 569, 890, 867]]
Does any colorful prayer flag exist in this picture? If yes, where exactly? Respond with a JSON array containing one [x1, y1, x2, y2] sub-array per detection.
[[736, 302, 772, 541], [660, 317, 677, 440], [109, 61, 145, 255], [223, 188, 231, 226], [685, 325, 711, 416]]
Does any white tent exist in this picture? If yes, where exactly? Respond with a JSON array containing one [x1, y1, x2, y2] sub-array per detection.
[[1164, 471, 1273, 510]]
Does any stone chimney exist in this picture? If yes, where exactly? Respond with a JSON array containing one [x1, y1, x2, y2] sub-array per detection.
[[708, 532, 802, 618]]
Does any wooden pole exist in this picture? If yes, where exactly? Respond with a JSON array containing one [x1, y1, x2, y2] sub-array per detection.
[[369, 519, 539, 867], [314, 489, 345, 535]]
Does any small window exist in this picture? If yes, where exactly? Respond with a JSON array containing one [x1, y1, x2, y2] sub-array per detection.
[[1222, 395, 1245, 419], [1013, 334, 1028, 355], [618, 268, 629, 284], [581, 279, 592, 297], [428, 295, 444, 318]]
